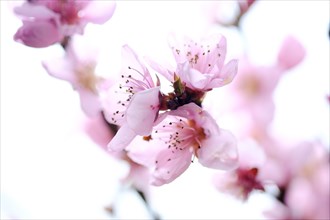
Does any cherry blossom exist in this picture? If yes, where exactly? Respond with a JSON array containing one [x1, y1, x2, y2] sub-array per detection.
[[14, 0, 116, 48], [216, 36, 305, 140], [263, 141, 330, 220], [103, 45, 161, 152], [148, 34, 238, 92], [42, 36, 107, 117], [128, 103, 238, 186], [213, 140, 266, 200]]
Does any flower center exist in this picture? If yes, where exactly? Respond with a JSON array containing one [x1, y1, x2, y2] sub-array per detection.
[[236, 167, 264, 198], [239, 74, 261, 98], [38, 0, 85, 25], [155, 118, 207, 158], [160, 76, 206, 110], [76, 62, 100, 94]]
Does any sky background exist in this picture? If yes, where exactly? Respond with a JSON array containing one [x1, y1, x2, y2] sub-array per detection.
[[1, 1, 329, 219]]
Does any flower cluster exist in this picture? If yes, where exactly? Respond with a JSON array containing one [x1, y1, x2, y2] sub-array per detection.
[[14, 0, 116, 48], [102, 34, 240, 185], [13, 1, 240, 187], [9, 0, 329, 219]]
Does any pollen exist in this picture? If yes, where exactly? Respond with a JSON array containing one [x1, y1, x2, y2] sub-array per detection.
[[143, 135, 153, 141]]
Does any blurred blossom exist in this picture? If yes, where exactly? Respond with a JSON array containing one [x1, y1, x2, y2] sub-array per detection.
[[207, 0, 256, 27], [114, 151, 151, 196], [129, 103, 238, 186], [264, 141, 329, 220], [42, 36, 108, 117], [83, 114, 152, 212], [13, 0, 116, 48], [222, 36, 306, 140], [103, 45, 161, 152], [284, 141, 330, 220], [214, 167, 264, 201], [277, 36, 306, 71], [213, 140, 267, 200]]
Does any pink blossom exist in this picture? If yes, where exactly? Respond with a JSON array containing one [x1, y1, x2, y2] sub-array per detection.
[[129, 103, 238, 186], [103, 45, 161, 152], [219, 36, 305, 139], [148, 34, 238, 92], [264, 141, 330, 220], [213, 140, 267, 200], [118, 153, 151, 195], [214, 167, 265, 201], [207, 0, 256, 27], [14, 0, 116, 48], [284, 141, 330, 220], [42, 36, 106, 117]]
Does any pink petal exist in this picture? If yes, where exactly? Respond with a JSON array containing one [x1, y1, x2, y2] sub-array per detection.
[[220, 59, 238, 84], [285, 178, 316, 217], [198, 129, 238, 170], [14, 3, 59, 20], [145, 57, 174, 83], [42, 57, 76, 83], [121, 45, 155, 89], [152, 147, 193, 186], [66, 35, 99, 66], [178, 62, 212, 90], [14, 19, 62, 48], [107, 124, 136, 152], [80, 1, 116, 24], [127, 138, 163, 167], [83, 113, 114, 150], [169, 102, 203, 118], [101, 84, 128, 126], [170, 103, 220, 136], [126, 87, 160, 136], [277, 36, 306, 70], [78, 88, 101, 117], [212, 34, 227, 70], [207, 59, 238, 89]]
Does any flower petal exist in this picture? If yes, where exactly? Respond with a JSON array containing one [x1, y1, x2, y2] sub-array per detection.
[[178, 62, 211, 90], [42, 57, 76, 83], [14, 19, 62, 48], [80, 1, 116, 24], [126, 87, 160, 136], [121, 45, 155, 89], [208, 59, 238, 88], [101, 83, 128, 126], [198, 129, 238, 170], [144, 57, 174, 83], [152, 147, 193, 186], [277, 36, 306, 70], [107, 124, 136, 152], [14, 3, 59, 20], [78, 88, 101, 117]]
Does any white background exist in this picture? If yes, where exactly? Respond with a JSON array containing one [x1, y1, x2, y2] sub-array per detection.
[[1, 1, 329, 219]]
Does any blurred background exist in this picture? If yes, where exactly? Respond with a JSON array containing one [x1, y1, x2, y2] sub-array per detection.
[[1, 1, 329, 219]]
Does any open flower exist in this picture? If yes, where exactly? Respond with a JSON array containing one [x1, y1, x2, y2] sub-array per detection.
[[148, 34, 238, 92], [42, 36, 106, 117], [213, 140, 267, 200], [129, 103, 238, 186], [102, 45, 161, 152], [14, 0, 116, 48]]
